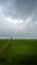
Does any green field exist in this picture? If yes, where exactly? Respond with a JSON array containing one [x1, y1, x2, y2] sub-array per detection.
[[0, 39, 37, 65]]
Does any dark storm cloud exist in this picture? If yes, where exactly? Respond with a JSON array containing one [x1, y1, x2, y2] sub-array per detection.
[[0, 0, 37, 19]]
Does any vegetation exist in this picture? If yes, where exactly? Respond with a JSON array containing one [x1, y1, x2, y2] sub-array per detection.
[[0, 39, 37, 65]]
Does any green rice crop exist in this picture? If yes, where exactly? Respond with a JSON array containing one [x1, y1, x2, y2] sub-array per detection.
[[0, 39, 37, 65]]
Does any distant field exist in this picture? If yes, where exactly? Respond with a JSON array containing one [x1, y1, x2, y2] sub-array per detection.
[[0, 39, 37, 65]]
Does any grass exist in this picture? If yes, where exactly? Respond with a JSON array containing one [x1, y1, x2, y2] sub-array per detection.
[[0, 39, 37, 65]]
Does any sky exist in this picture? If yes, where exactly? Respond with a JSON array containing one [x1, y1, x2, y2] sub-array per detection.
[[0, 0, 37, 39]]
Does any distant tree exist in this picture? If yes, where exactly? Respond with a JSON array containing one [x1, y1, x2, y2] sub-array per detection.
[[10, 37, 13, 40]]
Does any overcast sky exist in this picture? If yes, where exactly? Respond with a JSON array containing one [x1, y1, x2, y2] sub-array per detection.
[[0, 0, 37, 39]]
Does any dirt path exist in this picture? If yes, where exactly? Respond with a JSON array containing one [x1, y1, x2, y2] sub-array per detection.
[[0, 40, 10, 53]]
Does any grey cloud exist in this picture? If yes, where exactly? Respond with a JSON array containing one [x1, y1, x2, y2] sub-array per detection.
[[0, 0, 37, 19], [0, 0, 37, 39]]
